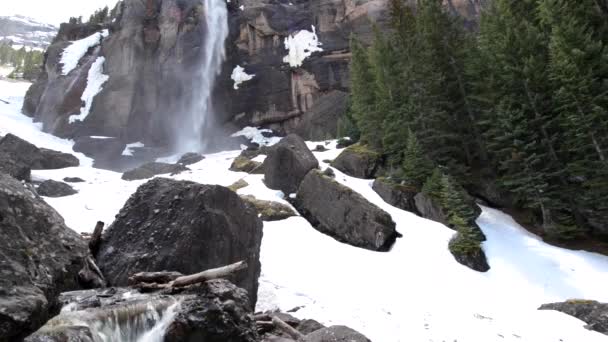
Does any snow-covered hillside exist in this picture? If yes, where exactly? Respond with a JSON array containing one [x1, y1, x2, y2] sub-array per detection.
[[0, 15, 57, 51], [2, 79, 608, 341]]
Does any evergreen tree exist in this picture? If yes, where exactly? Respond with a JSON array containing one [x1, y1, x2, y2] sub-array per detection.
[[401, 130, 434, 189]]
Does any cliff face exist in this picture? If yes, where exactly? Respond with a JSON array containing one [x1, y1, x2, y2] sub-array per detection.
[[23, 0, 485, 151]]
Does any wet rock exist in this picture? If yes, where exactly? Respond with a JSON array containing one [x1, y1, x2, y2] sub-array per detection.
[[414, 192, 449, 226], [0, 172, 88, 340], [96, 178, 263, 306], [304, 325, 371, 342], [539, 300, 608, 335], [298, 319, 326, 334], [313, 145, 328, 152], [231, 155, 263, 173], [63, 177, 85, 183], [121, 162, 189, 181], [263, 134, 319, 195], [0, 133, 79, 171], [372, 178, 419, 214], [240, 195, 297, 221], [294, 170, 398, 251], [330, 144, 381, 179], [0, 151, 31, 181], [177, 152, 205, 166], [37, 180, 78, 197]]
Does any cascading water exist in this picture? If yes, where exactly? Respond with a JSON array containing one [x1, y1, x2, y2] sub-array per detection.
[[177, 0, 229, 153]]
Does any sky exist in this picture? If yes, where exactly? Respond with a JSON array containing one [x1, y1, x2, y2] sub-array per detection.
[[0, 0, 120, 26]]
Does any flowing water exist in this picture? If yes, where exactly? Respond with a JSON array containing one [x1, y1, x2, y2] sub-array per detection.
[[177, 0, 230, 153]]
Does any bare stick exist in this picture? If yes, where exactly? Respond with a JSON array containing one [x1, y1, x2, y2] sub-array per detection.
[[170, 261, 247, 288], [129, 271, 183, 285], [272, 316, 305, 341], [0, 99, 9, 104], [89, 221, 104, 256]]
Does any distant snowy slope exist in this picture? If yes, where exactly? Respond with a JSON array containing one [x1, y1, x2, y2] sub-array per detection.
[[0, 15, 57, 50]]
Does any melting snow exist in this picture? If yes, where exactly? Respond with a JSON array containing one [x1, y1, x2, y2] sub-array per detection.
[[68, 57, 109, 124], [231, 65, 255, 89], [2, 80, 608, 341], [231, 126, 282, 146], [283, 26, 323, 67], [122, 142, 145, 156], [60, 30, 109, 75]]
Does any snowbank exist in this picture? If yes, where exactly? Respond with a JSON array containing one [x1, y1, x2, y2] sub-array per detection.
[[231, 65, 254, 89], [60, 30, 109, 75], [122, 142, 145, 156], [283, 26, 323, 67], [231, 126, 281, 146], [68, 57, 109, 124]]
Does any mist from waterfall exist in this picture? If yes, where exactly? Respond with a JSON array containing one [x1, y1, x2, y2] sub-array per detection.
[[176, 0, 229, 153]]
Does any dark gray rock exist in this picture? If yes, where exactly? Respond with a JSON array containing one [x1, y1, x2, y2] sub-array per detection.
[[63, 177, 85, 183], [121, 162, 189, 181], [263, 134, 319, 194], [372, 178, 419, 214], [298, 319, 326, 334], [37, 180, 78, 197], [294, 170, 398, 251], [304, 325, 371, 342], [330, 144, 381, 179], [448, 232, 490, 273], [231, 155, 263, 174], [414, 192, 449, 226], [336, 138, 355, 149], [0, 151, 31, 181], [295, 91, 349, 141], [0, 172, 88, 341], [72, 136, 126, 165], [539, 300, 608, 335], [240, 195, 297, 221], [96, 178, 264, 306], [0, 133, 79, 171], [177, 152, 205, 166]]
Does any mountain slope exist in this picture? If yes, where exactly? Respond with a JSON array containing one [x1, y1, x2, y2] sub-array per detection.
[[0, 15, 57, 50]]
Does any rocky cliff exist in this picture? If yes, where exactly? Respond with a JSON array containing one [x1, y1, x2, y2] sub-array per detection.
[[23, 0, 485, 161]]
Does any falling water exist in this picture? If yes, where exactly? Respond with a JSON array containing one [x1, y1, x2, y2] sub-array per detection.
[[177, 0, 229, 153]]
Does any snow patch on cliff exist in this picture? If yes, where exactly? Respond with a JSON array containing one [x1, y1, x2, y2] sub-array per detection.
[[68, 57, 109, 124], [122, 142, 145, 156], [60, 30, 109, 76], [231, 65, 255, 89], [232, 126, 281, 146], [283, 26, 323, 67]]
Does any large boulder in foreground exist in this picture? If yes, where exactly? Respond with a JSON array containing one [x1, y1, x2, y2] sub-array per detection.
[[25, 279, 258, 342], [539, 300, 608, 335], [121, 162, 189, 181], [294, 170, 398, 251], [372, 178, 419, 214], [0, 172, 88, 340], [0, 133, 79, 171], [96, 178, 264, 306], [330, 144, 382, 179], [263, 134, 318, 195]]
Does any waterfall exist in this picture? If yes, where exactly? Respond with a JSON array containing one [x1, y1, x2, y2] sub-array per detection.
[[177, 0, 229, 153]]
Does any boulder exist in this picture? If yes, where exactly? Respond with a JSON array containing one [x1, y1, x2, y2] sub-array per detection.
[[26, 280, 258, 342], [0, 133, 79, 170], [304, 326, 371, 342], [0, 151, 31, 181], [177, 152, 205, 166], [263, 134, 319, 194], [37, 180, 78, 197], [240, 195, 297, 221], [96, 178, 264, 306], [330, 144, 381, 179], [539, 300, 608, 335], [72, 136, 126, 165], [231, 155, 263, 173], [121, 162, 189, 181], [414, 192, 449, 226], [372, 178, 419, 214], [63, 177, 85, 183], [0, 172, 88, 340], [229, 179, 249, 192], [294, 170, 398, 251], [448, 232, 490, 272]]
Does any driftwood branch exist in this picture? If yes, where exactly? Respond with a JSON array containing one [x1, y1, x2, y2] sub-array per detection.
[[272, 316, 305, 341], [131, 261, 248, 291], [0, 99, 9, 104], [89, 221, 104, 256]]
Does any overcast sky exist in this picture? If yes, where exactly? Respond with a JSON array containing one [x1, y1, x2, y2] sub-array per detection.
[[0, 0, 120, 26]]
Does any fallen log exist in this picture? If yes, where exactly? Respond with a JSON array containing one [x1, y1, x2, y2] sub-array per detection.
[[272, 316, 305, 341], [0, 99, 9, 104], [89, 221, 104, 256], [130, 260, 248, 290]]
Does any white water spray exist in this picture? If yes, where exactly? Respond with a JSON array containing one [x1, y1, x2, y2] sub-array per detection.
[[178, 0, 229, 153]]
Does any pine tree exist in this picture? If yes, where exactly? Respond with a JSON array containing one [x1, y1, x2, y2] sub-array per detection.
[[401, 130, 434, 189], [422, 168, 444, 201]]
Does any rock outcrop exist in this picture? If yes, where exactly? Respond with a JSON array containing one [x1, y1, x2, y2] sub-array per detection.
[[263, 134, 318, 194], [372, 178, 419, 214], [294, 169, 398, 251], [177, 152, 205, 165], [330, 144, 382, 179], [240, 195, 297, 221], [37, 179, 78, 197], [304, 326, 371, 342], [231, 155, 264, 173], [121, 162, 189, 181], [0, 134, 79, 178], [0, 172, 88, 340], [539, 300, 608, 335], [96, 178, 264, 306]]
